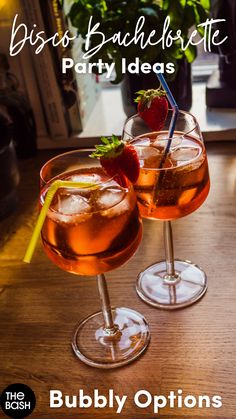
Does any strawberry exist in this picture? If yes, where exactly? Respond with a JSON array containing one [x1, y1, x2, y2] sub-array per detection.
[[135, 88, 169, 131], [90, 135, 140, 184]]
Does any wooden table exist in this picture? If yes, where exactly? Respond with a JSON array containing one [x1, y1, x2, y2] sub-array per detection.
[[1, 142, 236, 418]]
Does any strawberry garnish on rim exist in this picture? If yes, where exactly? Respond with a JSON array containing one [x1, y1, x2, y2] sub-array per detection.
[[90, 135, 140, 184], [135, 88, 169, 131]]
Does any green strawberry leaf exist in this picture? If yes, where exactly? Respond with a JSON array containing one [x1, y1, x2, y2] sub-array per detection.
[[90, 135, 123, 159]]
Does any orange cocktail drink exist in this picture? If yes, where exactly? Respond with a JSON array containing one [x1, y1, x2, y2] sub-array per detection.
[[41, 167, 141, 276], [35, 149, 150, 369], [123, 111, 210, 310], [133, 133, 210, 220]]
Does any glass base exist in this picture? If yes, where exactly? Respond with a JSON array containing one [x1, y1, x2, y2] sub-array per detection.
[[72, 307, 150, 368], [136, 259, 207, 310]]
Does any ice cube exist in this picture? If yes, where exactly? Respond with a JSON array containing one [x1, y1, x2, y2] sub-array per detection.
[[96, 187, 125, 210], [57, 194, 91, 215], [133, 137, 151, 147], [154, 133, 169, 141], [137, 145, 160, 159], [136, 146, 161, 169], [102, 193, 130, 218], [170, 146, 200, 165], [68, 173, 101, 184], [61, 173, 102, 200], [170, 136, 183, 149], [153, 134, 183, 149], [153, 133, 169, 148]]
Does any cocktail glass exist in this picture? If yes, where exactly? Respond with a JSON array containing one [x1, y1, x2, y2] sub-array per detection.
[[39, 149, 150, 368], [123, 111, 210, 309]]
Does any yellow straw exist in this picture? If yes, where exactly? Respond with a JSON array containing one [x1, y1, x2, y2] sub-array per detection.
[[23, 179, 96, 264]]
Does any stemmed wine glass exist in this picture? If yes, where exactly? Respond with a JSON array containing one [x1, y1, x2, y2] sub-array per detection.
[[39, 149, 150, 368], [122, 110, 210, 309]]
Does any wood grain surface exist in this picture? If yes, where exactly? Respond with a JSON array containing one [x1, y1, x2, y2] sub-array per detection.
[[0, 142, 236, 418]]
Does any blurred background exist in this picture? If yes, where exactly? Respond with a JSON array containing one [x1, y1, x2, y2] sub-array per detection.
[[0, 0, 236, 155]]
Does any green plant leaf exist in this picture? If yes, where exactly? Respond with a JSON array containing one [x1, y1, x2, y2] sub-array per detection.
[[195, 2, 209, 22], [181, 4, 197, 34], [184, 44, 197, 63], [199, 0, 210, 11], [166, 2, 185, 30], [161, 0, 170, 11], [169, 43, 184, 60], [66, 0, 210, 83], [68, 3, 91, 35]]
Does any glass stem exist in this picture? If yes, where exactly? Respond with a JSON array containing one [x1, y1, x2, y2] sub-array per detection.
[[97, 274, 119, 335], [164, 221, 178, 281]]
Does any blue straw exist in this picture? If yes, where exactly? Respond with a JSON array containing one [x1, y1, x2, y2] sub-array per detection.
[[156, 72, 179, 155]]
